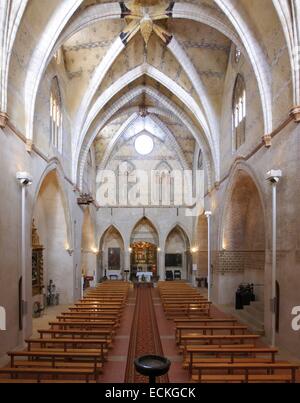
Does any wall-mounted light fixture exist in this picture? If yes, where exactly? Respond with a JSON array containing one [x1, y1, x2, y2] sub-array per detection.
[[65, 243, 74, 256]]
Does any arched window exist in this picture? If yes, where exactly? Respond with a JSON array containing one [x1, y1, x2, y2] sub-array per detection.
[[118, 161, 135, 205], [197, 149, 203, 170], [87, 149, 92, 166], [155, 161, 173, 206], [232, 74, 246, 151], [53, 47, 63, 65], [234, 47, 241, 64], [50, 77, 63, 152]]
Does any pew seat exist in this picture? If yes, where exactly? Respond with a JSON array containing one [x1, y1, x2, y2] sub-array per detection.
[[12, 360, 103, 371], [0, 367, 97, 382], [191, 374, 293, 383], [0, 379, 97, 383], [192, 362, 299, 383]]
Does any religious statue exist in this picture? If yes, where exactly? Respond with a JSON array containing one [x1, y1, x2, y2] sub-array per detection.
[[47, 280, 59, 306]]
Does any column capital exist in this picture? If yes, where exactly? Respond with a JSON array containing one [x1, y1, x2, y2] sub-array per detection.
[[0, 112, 9, 128], [26, 139, 33, 153], [290, 106, 300, 123], [262, 134, 272, 148], [266, 169, 282, 184]]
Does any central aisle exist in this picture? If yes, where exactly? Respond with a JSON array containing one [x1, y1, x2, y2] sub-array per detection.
[[125, 285, 169, 383]]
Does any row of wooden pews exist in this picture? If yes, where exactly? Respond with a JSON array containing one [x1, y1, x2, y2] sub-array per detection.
[[159, 282, 211, 319], [0, 281, 129, 383], [158, 282, 299, 383]]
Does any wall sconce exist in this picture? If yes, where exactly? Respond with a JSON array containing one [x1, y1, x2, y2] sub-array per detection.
[[128, 247, 133, 253], [91, 247, 99, 254], [16, 172, 33, 187], [66, 248, 74, 256], [222, 234, 227, 251], [65, 243, 74, 256], [157, 247, 161, 252], [191, 247, 198, 254]]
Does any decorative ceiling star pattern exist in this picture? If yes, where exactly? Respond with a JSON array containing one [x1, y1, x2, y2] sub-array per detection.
[[120, 1, 175, 47]]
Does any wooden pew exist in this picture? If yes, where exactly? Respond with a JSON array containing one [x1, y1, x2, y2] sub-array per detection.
[[174, 318, 237, 326], [8, 350, 103, 371], [184, 347, 278, 372], [62, 311, 119, 317], [49, 320, 117, 330], [0, 379, 97, 384], [72, 301, 123, 305], [77, 299, 123, 306], [73, 303, 123, 312], [37, 329, 113, 343], [25, 338, 108, 361], [176, 325, 248, 344], [159, 281, 299, 384], [180, 334, 261, 349], [191, 362, 299, 383], [0, 366, 97, 383], [0, 279, 128, 383], [57, 314, 119, 322], [161, 296, 206, 301], [164, 303, 212, 319], [68, 306, 122, 317]]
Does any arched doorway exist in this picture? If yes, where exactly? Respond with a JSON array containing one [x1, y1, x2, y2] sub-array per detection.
[[165, 226, 191, 281], [99, 226, 125, 281], [220, 169, 266, 328], [32, 170, 73, 308], [130, 218, 159, 281]]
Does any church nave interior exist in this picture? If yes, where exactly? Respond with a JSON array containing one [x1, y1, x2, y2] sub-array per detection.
[[0, 0, 300, 385]]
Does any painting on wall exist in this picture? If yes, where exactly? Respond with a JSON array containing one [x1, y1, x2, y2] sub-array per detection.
[[108, 248, 121, 270]]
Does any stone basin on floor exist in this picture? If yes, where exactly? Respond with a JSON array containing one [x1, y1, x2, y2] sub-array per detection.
[[134, 355, 171, 381]]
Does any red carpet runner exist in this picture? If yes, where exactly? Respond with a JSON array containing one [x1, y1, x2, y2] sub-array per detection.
[[124, 285, 169, 383]]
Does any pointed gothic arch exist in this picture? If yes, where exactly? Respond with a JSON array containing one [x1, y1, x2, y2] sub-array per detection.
[[32, 169, 74, 305]]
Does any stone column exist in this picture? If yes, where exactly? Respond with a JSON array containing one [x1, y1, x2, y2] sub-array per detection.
[[158, 249, 165, 281], [124, 249, 131, 276], [191, 250, 199, 286]]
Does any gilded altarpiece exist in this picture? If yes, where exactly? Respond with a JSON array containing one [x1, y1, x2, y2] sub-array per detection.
[[32, 221, 44, 296]]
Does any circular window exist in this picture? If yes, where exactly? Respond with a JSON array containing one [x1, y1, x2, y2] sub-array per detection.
[[135, 134, 154, 156]]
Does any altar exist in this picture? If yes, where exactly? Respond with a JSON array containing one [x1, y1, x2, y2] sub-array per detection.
[[136, 272, 153, 282]]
